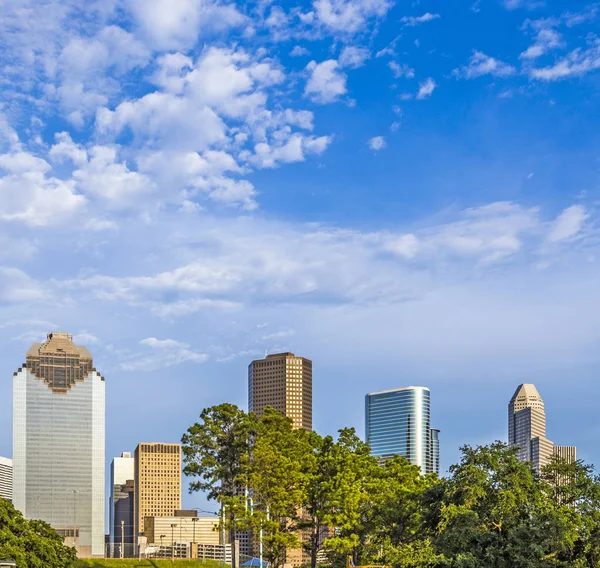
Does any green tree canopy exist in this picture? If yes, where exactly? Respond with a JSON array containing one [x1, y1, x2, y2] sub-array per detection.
[[0, 498, 76, 568]]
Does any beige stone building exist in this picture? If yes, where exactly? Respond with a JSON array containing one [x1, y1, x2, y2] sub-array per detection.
[[144, 515, 221, 546], [248, 352, 312, 430], [508, 384, 576, 474], [134, 443, 181, 542], [248, 352, 314, 566]]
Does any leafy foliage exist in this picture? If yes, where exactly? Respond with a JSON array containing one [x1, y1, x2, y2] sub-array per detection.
[[0, 498, 76, 568], [182, 406, 600, 568]]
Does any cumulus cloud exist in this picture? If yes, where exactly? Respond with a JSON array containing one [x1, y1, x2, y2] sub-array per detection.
[[454, 50, 516, 79], [368, 136, 386, 151], [416, 78, 436, 99], [389, 62, 415, 79], [126, 0, 246, 51], [312, 0, 393, 33], [304, 60, 348, 103], [401, 13, 441, 27], [290, 45, 310, 57], [338, 46, 370, 69], [0, 151, 85, 227]]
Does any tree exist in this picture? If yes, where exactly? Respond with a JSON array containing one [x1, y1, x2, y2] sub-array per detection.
[[362, 457, 442, 568], [301, 428, 378, 568], [182, 403, 256, 568], [432, 442, 570, 568], [0, 498, 77, 568], [247, 408, 314, 568], [540, 457, 600, 566]]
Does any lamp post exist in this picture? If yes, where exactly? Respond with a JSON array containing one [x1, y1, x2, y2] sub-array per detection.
[[120, 520, 125, 559], [192, 517, 199, 559], [171, 524, 177, 560], [71, 490, 78, 551], [194, 507, 225, 567]]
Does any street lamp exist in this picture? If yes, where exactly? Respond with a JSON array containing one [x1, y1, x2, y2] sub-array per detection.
[[192, 517, 199, 559], [171, 524, 177, 561], [194, 507, 226, 567]]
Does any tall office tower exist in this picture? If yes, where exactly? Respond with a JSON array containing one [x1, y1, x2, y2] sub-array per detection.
[[508, 384, 554, 474], [134, 443, 182, 545], [365, 386, 440, 474], [0, 456, 12, 502], [110, 452, 135, 558], [428, 429, 440, 476], [248, 352, 312, 430], [12, 332, 105, 557]]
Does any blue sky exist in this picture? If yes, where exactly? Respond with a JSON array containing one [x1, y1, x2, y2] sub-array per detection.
[[1, 0, 600, 511]]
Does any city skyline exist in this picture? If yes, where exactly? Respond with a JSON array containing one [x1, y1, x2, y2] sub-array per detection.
[[1, 0, 600, 506]]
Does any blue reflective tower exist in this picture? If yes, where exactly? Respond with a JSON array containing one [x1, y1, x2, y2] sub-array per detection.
[[365, 386, 440, 474]]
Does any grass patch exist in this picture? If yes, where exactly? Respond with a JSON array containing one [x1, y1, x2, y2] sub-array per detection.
[[71, 560, 227, 568]]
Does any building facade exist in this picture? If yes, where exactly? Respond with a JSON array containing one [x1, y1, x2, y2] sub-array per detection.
[[12, 332, 105, 557], [508, 384, 576, 474], [144, 514, 221, 546], [110, 452, 135, 558], [134, 443, 181, 544], [248, 352, 312, 430], [365, 386, 440, 474], [0, 457, 12, 502]]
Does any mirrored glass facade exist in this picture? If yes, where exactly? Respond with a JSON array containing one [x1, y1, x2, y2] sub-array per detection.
[[12, 332, 105, 558], [365, 386, 439, 474]]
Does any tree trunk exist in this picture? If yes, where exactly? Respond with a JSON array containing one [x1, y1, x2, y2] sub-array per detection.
[[311, 520, 319, 568], [230, 524, 237, 568]]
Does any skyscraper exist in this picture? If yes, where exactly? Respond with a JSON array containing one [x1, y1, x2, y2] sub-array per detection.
[[508, 384, 553, 473], [110, 452, 135, 558], [248, 352, 312, 430], [0, 456, 12, 502], [365, 386, 440, 474], [12, 332, 105, 557], [508, 384, 576, 474], [134, 443, 182, 545]]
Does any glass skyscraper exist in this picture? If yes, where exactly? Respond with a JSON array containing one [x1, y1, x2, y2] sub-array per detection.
[[12, 332, 105, 558], [365, 386, 440, 474]]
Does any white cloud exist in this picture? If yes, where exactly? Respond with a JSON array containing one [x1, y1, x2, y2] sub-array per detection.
[[120, 336, 209, 370], [368, 136, 386, 151], [304, 60, 347, 103], [504, 0, 545, 10], [338, 46, 370, 69], [520, 19, 563, 60], [454, 50, 516, 79], [126, 0, 246, 51], [389, 61, 415, 79], [0, 151, 85, 227], [547, 205, 589, 243], [290, 45, 310, 57], [73, 146, 155, 208], [49, 132, 88, 166], [416, 78, 436, 99], [563, 5, 599, 27], [529, 41, 600, 81], [401, 13, 440, 27], [313, 0, 393, 33]]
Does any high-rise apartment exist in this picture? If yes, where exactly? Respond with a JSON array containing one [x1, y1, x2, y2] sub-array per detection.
[[508, 384, 576, 474], [12, 332, 105, 557], [134, 443, 182, 544], [0, 456, 12, 502], [365, 386, 440, 474], [248, 352, 312, 430], [110, 452, 135, 558]]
